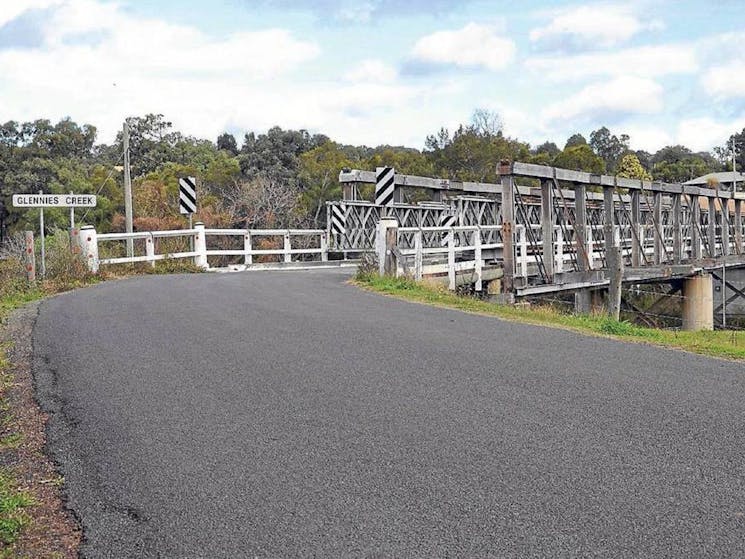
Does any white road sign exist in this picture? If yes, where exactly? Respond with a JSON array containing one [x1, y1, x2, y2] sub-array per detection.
[[12, 194, 97, 207]]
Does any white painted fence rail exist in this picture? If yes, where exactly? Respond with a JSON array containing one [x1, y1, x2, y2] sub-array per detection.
[[79, 223, 328, 272]]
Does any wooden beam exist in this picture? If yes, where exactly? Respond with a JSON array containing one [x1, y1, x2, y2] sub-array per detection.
[[603, 186, 615, 267], [575, 184, 589, 271], [653, 192, 663, 265], [735, 199, 743, 255], [540, 179, 554, 281], [501, 173, 515, 293], [672, 193, 682, 264], [691, 196, 702, 260], [631, 190, 641, 267], [708, 198, 717, 258]]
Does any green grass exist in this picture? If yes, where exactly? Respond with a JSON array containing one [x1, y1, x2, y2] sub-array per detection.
[[355, 273, 745, 361], [0, 469, 34, 546]]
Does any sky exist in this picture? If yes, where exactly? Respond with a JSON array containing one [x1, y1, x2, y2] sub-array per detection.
[[1, 0, 744, 153]]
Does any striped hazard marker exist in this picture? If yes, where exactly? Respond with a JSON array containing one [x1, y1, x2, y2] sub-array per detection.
[[375, 167, 395, 206], [179, 176, 197, 214]]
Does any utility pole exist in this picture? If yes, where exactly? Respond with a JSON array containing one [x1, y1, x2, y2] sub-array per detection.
[[123, 121, 134, 257]]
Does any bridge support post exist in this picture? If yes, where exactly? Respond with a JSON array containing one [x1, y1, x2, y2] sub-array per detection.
[[79, 225, 98, 273], [376, 217, 398, 276], [735, 200, 743, 254], [708, 197, 717, 257], [682, 274, 713, 331], [631, 191, 641, 267], [606, 244, 623, 320], [194, 222, 208, 270], [499, 162, 515, 295], [691, 196, 702, 260], [672, 193, 682, 264], [540, 179, 554, 281]]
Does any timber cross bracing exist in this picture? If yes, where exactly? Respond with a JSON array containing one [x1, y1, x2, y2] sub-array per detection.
[[334, 161, 745, 296]]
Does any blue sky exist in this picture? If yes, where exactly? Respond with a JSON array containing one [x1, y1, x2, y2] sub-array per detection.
[[1, 0, 744, 153]]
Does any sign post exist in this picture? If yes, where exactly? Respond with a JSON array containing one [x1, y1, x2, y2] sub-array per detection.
[[12, 193, 98, 278]]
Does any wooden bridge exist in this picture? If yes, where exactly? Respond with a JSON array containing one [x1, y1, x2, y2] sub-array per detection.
[[333, 161, 745, 330]]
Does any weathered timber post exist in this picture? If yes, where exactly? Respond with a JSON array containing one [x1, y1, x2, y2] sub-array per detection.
[[414, 230, 423, 281], [735, 199, 743, 255], [708, 197, 717, 257], [653, 191, 663, 264], [79, 225, 99, 273], [376, 217, 398, 276], [474, 229, 482, 292], [720, 192, 731, 256], [672, 193, 682, 264], [574, 183, 592, 313], [447, 233, 456, 290], [540, 179, 554, 281], [193, 222, 208, 269], [499, 160, 515, 299], [603, 185, 614, 268], [691, 196, 702, 260], [682, 274, 714, 331], [606, 242, 623, 320], [24, 231, 35, 282], [629, 190, 641, 267]]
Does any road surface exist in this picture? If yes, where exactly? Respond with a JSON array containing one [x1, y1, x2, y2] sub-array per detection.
[[34, 270, 745, 557]]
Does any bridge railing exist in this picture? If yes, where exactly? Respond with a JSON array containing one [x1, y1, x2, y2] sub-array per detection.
[[78, 223, 328, 272]]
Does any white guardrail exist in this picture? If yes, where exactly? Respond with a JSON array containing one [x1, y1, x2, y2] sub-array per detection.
[[78, 222, 328, 272]]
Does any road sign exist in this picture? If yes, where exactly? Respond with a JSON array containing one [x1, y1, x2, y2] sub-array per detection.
[[12, 193, 97, 207], [179, 177, 197, 214], [439, 213, 457, 247], [375, 167, 395, 206], [330, 203, 346, 237]]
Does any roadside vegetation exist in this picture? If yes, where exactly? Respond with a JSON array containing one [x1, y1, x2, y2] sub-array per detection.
[[355, 272, 745, 361]]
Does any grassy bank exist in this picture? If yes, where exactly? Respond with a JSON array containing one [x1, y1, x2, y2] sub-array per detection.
[[355, 273, 745, 361]]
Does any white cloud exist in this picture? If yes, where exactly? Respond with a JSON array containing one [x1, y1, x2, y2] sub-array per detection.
[[345, 59, 397, 83], [411, 23, 515, 71], [526, 44, 697, 82], [530, 3, 662, 48], [701, 60, 745, 100], [676, 116, 745, 152], [0, 0, 62, 28], [543, 76, 664, 122], [623, 125, 673, 152], [0, 0, 323, 142]]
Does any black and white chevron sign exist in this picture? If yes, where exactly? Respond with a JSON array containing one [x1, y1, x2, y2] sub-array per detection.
[[330, 203, 346, 236], [440, 213, 457, 247], [178, 176, 197, 214], [375, 166, 395, 206]]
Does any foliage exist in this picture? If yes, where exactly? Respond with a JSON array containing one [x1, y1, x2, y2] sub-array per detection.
[[651, 145, 720, 183], [589, 126, 630, 172], [564, 133, 587, 149], [616, 154, 652, 180], [553, 144, 606, 174], [425, 109, 530, 182]]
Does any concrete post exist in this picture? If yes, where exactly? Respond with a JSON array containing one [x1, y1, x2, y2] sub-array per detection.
[[376, 217, 398, 276], [193, 222, 208, 269], [283, 231, 292, 264], [682, 274, 714, 331], [80, 225, 98, 273], [24, 231, 35, 282]]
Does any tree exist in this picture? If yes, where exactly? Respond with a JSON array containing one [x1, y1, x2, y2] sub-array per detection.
[[616, 154, 652, 180], [715, 128, 745, 174], [424, 110, 530, 182], [589, 126, 629, 172], [553, 144, 606, 174], [534, 141, 560, 158], [651, 145, 719, 182], [564, 133, 587, 149], [298, 141, 353, 226], [216, 133, 238, 155]]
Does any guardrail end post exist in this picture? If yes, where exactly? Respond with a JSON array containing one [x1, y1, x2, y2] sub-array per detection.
[[244, 231, 252, 266], [194, 222, 208, 269], [320, 231, 328, 262], [146, 233, 155, 267], [283, 231, 292, 264], [79, 225, 99, 273]]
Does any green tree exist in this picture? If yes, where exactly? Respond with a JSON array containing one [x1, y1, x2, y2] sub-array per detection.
[[298, 141, 353, 226], [564, 133, 587, 149], [616, 154, 652, 180], [553, 144, 606, 174], [589, 126, 629, 172]]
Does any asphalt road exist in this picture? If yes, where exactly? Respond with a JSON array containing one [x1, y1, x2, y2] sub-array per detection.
[[34, 270, 745, 558]]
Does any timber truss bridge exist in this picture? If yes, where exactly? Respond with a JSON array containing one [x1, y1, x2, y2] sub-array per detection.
[[329, 161, 745, 327]]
